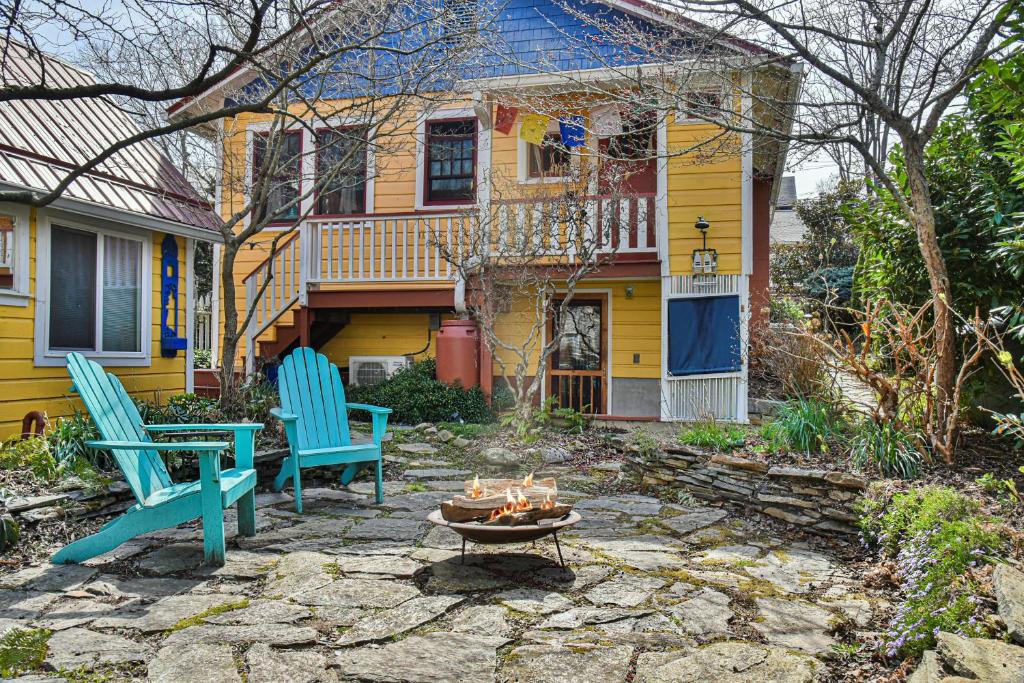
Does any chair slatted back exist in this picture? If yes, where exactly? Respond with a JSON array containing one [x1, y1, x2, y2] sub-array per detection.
[[278, 347, 351, 451], [66, 352, 172, 504]]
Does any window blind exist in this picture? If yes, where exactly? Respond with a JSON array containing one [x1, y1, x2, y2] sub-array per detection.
[[49, 226, 97, 350], [101, 235, 141, 352]]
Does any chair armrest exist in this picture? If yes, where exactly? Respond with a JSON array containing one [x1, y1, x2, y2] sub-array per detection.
[[345, 403, 393, 415], [86, 440, 229, 452], [142, 424, 262, 470], [345, 403, 391, 447], [144, 423, 263, 432], [269, 408, 299, 422]]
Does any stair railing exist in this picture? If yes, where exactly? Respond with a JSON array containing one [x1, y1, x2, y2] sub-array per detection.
[[243, 230, 302, 373]]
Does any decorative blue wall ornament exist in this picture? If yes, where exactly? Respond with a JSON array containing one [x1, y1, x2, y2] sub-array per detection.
[[559, 116, 586, 147], [160, 234, 188, 357]]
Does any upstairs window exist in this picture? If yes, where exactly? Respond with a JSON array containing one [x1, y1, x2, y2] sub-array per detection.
[[252, 131, 302, 223], [425, 118, 476, 204], [316, 129, 367, 215], [679, 91, 724, 122], [527, 133, 570, 179]]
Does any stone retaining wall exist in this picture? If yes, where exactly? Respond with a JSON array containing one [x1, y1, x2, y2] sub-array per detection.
[[625, 446, 867, 536]]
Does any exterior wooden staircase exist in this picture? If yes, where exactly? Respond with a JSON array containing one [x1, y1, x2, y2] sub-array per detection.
[[257, 307, 350, 359]]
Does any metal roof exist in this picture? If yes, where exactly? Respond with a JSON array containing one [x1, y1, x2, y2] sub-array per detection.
[[0, 41, 220, 233], [776, 175, 797, 209]]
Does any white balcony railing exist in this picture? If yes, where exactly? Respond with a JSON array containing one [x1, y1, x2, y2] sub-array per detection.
[[308, 193, 656, 284]]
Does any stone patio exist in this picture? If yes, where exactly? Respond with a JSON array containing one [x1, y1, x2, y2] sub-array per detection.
[[0, 452, 885, 682]]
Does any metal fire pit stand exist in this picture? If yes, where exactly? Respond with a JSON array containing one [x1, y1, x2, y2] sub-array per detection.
[[427, 510, 582, 568]]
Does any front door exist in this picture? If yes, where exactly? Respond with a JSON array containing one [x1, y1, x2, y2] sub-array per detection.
[[549, 297, 607, 415]]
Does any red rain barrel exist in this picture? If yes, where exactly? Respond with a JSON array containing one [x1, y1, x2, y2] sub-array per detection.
[[436, 319, 480, 388]]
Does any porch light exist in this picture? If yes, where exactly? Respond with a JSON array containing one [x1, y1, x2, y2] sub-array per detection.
[[692, 215, 718, 279]]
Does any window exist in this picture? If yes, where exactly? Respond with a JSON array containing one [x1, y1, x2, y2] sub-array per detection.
[[0, 205, 29, 304], [0, 215, 14, 290], [252, 131, 302, 223], [605, 113, 655, 161], [425, 119, 476, 203], [667, 295, 741, 375], [527, 133, 570, 179], [679, 91, 723, 122], [316, 129, 367, 215], [46, 225, 144, 355]]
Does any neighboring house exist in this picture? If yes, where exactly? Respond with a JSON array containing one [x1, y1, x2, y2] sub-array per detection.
[[173, 0, 800, 422], [0, 41, 219, 439], [770, 175, 806, 244]]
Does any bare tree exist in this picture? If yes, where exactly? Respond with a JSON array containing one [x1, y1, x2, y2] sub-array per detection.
[[434, 156, 630, 431], [532, 0, 1013, 458], [197, 0, 499, 399]]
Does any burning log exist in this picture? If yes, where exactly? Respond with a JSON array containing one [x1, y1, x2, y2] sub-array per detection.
[[481, 504, 573, 526], [464, 477, 555, 497], [440, 475, 570, 525]]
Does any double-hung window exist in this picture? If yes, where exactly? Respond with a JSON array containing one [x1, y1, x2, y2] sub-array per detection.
[[315, 128, 367, 215], [252, 131, 302, 223], [425, 118, 476, 203], [44, 224, 146, 359], [0, 204, 30, 305]]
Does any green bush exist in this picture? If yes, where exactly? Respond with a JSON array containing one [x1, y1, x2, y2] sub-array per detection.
[[193, 348, 212, 369], [858, 486, 1005, 657], [0, 438, 60, 480], [803, 266, 854, 308], [677, 419, 745, 450], [850, 420, 923, 479], [47, 411, 106, 470], [135, 393, 220, 425], [347, 359, 493, 425], [769, 297, 805, 324], [760, 397, 840, 453]]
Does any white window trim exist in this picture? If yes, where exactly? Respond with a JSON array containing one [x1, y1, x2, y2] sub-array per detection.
[[0, 202, 31, 306], [414, 106, 490, 211], [516, 119, 578, 185], [33, 210, 153, 367]]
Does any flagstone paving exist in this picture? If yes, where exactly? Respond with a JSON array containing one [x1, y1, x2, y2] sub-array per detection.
[[0, 454, 884, 682]]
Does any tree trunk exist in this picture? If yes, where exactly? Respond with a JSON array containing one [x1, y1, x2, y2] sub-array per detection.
[[902, 139, 957, 462], [219, 240, 241, 403]]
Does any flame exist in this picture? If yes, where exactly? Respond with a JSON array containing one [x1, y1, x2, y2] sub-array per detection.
[[522, 472, 534, 488], [470, 475, 482, 499], [541, 492, 555, 510], [488, 488, 531, 521]]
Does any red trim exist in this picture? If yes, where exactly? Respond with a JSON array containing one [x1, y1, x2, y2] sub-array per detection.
[[310, 208, 462, 220], [308, 288, 455, 309], [312, 125, 368, 217], [422, 117, 478, 206]]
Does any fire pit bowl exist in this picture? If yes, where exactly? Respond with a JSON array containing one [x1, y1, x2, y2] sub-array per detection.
[[427, 509, 581, 566]]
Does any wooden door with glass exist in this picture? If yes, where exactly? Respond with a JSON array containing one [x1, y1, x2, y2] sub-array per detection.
[[548, 296, 607, 415]]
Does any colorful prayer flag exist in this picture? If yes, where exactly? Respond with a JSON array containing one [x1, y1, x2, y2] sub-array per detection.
[[591, 104, 623, 137], [518, 113, 550, 146], [559, 115, 586, 147], [494, 104, 519, 135]]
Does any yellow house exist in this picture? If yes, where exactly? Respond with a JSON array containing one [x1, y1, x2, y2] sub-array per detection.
[[0, 42, 219, 439], [173, 0, 799, 422]]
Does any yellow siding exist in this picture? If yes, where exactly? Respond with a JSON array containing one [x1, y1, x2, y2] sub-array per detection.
[[319, 312, 452, 366], [665, 118, 744, 275], [488, 279, 661, 383], [0, 210, 186, 439]]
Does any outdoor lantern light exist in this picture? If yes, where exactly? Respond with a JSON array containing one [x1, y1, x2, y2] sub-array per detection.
[[692, 215, 718, 279]]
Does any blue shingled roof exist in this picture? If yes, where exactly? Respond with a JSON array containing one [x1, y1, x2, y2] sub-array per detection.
[[233, 0, 709, 103]]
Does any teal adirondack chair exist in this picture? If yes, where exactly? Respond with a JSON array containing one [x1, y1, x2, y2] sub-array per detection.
[[52, 353, 263, 566], [271, 347, 391, 512]]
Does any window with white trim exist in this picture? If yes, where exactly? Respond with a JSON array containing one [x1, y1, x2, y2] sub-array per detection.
[[46, 225, 145, 355], [0, 205, 29, 304]]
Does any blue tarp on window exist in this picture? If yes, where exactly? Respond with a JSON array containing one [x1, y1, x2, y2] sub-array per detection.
[[668, 295, 741, 376]]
